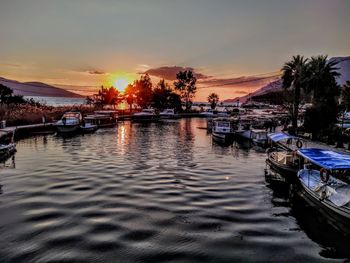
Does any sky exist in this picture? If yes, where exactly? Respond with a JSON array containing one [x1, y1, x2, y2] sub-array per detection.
[[0, 0, 349, 101]]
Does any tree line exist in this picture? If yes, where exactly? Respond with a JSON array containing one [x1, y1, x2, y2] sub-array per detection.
[[87, 70, 203, 112], [281, 55, 350, 139]]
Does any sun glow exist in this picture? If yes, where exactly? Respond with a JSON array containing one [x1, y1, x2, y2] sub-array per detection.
[[103, 72, 135, 93], [114, 78, 129, 92]]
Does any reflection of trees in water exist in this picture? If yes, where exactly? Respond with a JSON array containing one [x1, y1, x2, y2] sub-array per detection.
[[267, 182, 350, 259], [175, 119, 195, 167], [57, 134, 83, 163]]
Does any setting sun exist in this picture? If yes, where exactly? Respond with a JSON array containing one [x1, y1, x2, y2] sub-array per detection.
[[102, 72, 135, 93], [114, 78, 129, 92]]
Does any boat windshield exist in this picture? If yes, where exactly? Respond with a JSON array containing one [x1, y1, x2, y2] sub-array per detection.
[[217, 122, 230, 127]]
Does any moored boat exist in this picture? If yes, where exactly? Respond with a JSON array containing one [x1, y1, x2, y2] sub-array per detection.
[[296, 148, 350, 233], [132, 109, 159, 122], [159, 109, 179, 119], [80, 123, 98, 133], [212, 118, 235, 144], [55, 112, 82, 133], [265, 133, 306, 182], [251, 129, 268, 147], [84, 110, 118, 128]]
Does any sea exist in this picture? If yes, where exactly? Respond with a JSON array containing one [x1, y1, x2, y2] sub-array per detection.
[[0, 118, 349, 262], [24, 96, 86, 106]]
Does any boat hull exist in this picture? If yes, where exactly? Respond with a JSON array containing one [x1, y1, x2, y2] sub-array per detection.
[[80, 125, 98, 133], [212, 132, 234, 144], [235, 130, 251, 140], [56, 125, 80, 133], [298, 182, 350, 235], [266, 157, 298, 183]]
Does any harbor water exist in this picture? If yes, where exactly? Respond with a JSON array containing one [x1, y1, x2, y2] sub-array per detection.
[[0, 118, 349, 262]]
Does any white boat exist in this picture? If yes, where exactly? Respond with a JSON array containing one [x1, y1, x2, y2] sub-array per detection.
[[132, 109, 159, 122], [159, 109, 179, 119], [55, 112, 82, 133], [297, 148, 350, 231], [200, 109, 215, 117], [84, 110, 118, 128], [0, 143, 16, 161], [265, 133, 306, 183], [212, 118, 235, 144], [80, 123, 98, 133], [235, 120, 268, 147]]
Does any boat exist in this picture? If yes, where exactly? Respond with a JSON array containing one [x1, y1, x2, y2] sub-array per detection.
[[250, 129, 268, 147], [80, 123, 98, 133], [267, 132, 306, 151], [265, 133, 306, 182], [0, 143, 16, 161], [200, 109, 215, 117], [296, 148, 350, 232], [55, 112, 82, 133], [235, 122, 268, 147], [211, 118, 235, 144], [132, 109, 159, 122], [84, 110, 118, 128], [159, 109, 179, 119]]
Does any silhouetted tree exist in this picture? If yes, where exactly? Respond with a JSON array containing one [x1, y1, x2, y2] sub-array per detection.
[[281, 55, 309, 132], [151, 79, 182, 111], [341, 81, 350, 111], [306, 55, 340, 104], [124, 83, 137, 112], [174, 70, 197, 111], [207, 93, 219, 109], [87, 85, 123, 109], [303, 56, 340, 139], [134, 74, 153, 109]]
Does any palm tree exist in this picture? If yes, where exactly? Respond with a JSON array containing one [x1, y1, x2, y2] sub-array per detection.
[[207, 93, 219, 109], [281, 55, 308, 131], [342, 81, 350, 111], [306, 55, 340, 104]]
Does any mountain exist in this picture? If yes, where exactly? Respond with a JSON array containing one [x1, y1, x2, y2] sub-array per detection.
[[224, 56, 350, 103], [0, 77, 83, 98]]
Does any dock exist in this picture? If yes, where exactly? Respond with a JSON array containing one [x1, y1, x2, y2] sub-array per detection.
[[0, 123, 55, 142]]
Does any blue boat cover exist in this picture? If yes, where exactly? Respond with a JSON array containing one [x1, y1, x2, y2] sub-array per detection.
[[268, 132, 296, 142], [298, 148, 350, 170]]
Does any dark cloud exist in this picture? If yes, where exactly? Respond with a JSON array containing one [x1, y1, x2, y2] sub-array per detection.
[[144, 65, 280, 89], [143, 66, 209, 80], [87, 70, 105, 75], [199, 75, 280, 88]]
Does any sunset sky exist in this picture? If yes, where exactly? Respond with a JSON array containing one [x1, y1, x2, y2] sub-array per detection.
[[0, 0, 349, 101]]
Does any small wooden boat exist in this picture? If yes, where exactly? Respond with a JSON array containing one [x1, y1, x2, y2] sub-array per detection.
[[265, 133, 305, 182], [212, 118, 235, 144], [296, 148, 350, 233]]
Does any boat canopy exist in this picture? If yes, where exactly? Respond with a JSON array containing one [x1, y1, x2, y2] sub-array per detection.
[[298, 148, 350, 170], [268, 132, 296, 142]]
